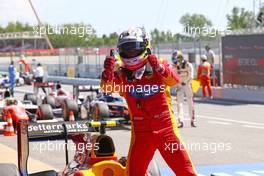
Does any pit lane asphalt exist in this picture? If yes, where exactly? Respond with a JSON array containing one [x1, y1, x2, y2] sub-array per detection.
[[1, 85, 264, 174]]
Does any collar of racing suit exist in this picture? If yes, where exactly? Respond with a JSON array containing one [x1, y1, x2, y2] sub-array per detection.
[[134, 65, 146, 80], [122, 62, 153, 81]]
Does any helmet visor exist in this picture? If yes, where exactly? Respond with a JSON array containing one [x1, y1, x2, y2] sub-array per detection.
[[118, 42, 145, 59]]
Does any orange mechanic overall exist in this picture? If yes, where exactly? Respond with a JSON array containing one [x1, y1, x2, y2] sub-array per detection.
[[198, 56, 213, 98]]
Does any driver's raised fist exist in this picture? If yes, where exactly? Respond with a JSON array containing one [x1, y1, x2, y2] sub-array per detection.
[[104, 56, 115, 70], [102, 56, 115, 82], [148, 54, 161, 71]]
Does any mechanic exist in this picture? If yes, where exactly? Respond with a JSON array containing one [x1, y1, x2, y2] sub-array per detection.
[[56, 83, 69, 96], [205, 45, 216, 86], [171, 50, 196, 128], [197, 55, 213, 99], [8, 60, 16, 97], [101, 27, 197, 176], [18, 55, 31, 73], [33, 63, 46, 93]]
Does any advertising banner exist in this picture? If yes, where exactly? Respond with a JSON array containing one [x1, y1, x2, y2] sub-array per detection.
[[222, 34, 264, 86]]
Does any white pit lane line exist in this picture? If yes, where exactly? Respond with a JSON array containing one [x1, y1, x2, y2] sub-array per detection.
[[211, 173, 233, 176], [197, 115, 264, 127], [242, 125, 264, 130], [235, 172, 259, 176], [207, 121, 232, 125], [253, 170, 264, 174], [182, 113, 264, 129]]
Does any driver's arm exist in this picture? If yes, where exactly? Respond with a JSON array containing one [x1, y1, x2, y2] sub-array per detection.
[[148, 55, 180, 87], [100, 56, 123, 94]]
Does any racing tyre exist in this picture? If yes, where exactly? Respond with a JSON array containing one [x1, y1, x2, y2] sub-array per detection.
[[24, 77, 31, 85], [89, 103, 109, 132], [148, 159, 161, 176], [0, 164, 19, 176], [43, 96, 56, 108], [24, 93, 38, 105], [62, 99, 78, 121], [96, 103, 109, 119], [29, 170, 57, 176], [37, 104, 54, 120], [92, 103, 109, 132]]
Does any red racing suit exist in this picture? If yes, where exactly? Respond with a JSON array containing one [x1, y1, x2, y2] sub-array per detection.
[[198, 61, 213, 97], [101, 55, 197, 176]]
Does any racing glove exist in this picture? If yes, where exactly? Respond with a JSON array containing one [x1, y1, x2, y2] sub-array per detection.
[[102, 56, 115, 82], [148, 54, 169, 77]]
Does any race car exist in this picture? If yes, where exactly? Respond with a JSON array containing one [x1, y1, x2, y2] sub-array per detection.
[[0, 120, 160, 176], [0, 73, 9, 89], [23, 82, 79, 121], [83, 93, 130, 122], [0, 91, 54, 129], [0, 73, 25, 89], [42, 93, 79, 121]]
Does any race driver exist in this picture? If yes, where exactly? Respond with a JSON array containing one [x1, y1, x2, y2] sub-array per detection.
[[172, 51, 196, 128], [100, 27, 197, 176], [197, 55, 213, 99]]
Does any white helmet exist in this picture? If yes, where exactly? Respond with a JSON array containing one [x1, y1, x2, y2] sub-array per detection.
[[20, 54, 25, 59], [117, 27, 150, 70], [201, 55, 207, 61]]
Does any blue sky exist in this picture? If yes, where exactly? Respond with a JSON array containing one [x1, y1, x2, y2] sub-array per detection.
[[0, 0, 261, 36]]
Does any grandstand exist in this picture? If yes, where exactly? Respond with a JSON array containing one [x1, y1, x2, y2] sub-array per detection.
[[0, 31, 48, 53]]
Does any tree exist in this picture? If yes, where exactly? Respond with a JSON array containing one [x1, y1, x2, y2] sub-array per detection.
[[107, 32, 118, 46], [3, 21, 33, 32], [48, 23, 96, 48], [180, 13, 212, 28], [180, 13, 212, 38], [0, 26, 4, 33], [226, 7, 254, 30], [261, 6, 264, 13], [150, 28, 161, 45]]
